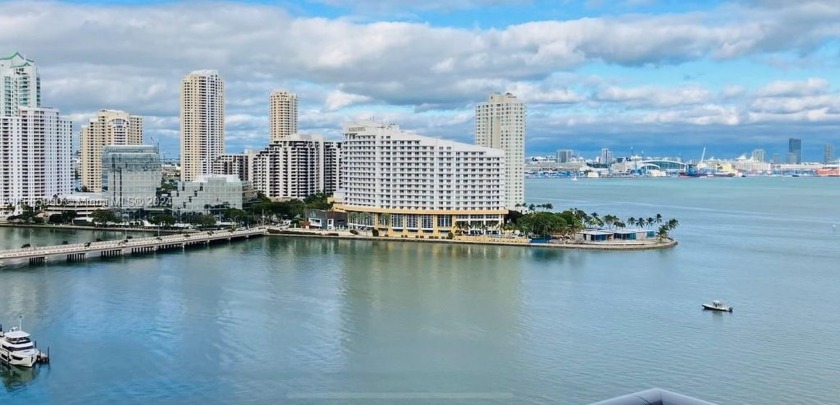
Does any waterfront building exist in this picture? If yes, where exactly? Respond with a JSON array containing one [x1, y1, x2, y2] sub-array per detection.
[[180, 70, 224, 181], [43, 193, 109, 220], [251, 134, 338, 199], [80, 109, 143, 192], [171, 175, 253, 214], [101, 145, 161, 209], [212, 149, 257, 183], [0, 107, 73, 208], [788, 138, 801, 164], [751, 149, 766, 162], [475, 92, 525, 210], [335, 120, 506, 238], [269, 90, 298, 143], [0, 52, 39, 117], [824, 143, 834, 164], [556, 149, 573, 163]]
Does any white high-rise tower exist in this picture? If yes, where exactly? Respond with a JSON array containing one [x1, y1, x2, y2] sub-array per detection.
[[475, 92, 525, 210], [0, 53, 72, 212], [269, 90, 298, 143], [180, 70, 224, 181], [0, 52, 40, 116]]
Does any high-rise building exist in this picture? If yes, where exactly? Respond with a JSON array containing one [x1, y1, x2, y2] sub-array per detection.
[[824, 143, 834, 164], [80, 109, 143, 192], [101, 145, 161, 208], [335, 121, 506, 238], [556, 149, 573, 163], [475, 92, 525, 210], [1, 107, 73, 207], [269, 90, 298, 143], [600, 148, 613, 165], [181, 70, 224, 181], [788, 138, 802, 164], [250, 134, 338, 199], [751, 149, 766, 162], [212, 150, 257, 183], [0, 52, 40, 117]]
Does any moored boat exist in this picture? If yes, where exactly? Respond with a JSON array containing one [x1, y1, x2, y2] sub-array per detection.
[[702, 300, 732, 312], [0, 322, 42, 368]]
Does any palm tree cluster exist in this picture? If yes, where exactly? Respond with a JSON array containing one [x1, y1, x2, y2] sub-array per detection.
[[509, 205, 679, 240]]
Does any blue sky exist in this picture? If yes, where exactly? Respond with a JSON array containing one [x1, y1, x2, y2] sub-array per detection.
[[3, 0, 839, 161]]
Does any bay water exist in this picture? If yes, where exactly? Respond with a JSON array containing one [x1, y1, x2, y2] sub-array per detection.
[[1, 177, 840, 404]]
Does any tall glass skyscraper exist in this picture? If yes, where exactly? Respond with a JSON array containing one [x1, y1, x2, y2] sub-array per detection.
[[788, 138, 802, 164]]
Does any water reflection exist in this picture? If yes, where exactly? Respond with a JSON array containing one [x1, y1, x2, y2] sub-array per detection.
[[1, 364, 39, 392], [335, 240, 523, 395]]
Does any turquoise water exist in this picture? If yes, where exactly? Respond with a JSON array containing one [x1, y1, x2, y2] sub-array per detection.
[[2, 177, 840, 404]]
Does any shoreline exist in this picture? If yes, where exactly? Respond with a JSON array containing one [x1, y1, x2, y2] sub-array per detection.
[[0, 223, 189, 234], [267, 228, 678, 251], [0, 223, 678, 251]]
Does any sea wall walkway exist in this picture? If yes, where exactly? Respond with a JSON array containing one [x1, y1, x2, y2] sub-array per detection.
[[0, 227, 267, 265], [267, 228, 678, 251]]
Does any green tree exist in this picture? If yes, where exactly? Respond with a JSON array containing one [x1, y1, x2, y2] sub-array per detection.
[[91, 209, 119, 226], [150, 213, 176, 227], [48, 214, 64, 224]]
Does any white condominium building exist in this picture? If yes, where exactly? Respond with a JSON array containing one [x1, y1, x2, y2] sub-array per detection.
[[181, 70, 224, 181], [212, 149, 258, 183], [251, 134, 339, 199], [475, 92, 525, 210], [269, 90, 298, 143], [80, 109, 143, 191], [1, 52, 40, 117], [334, 121, 506, 238], [0, 107, 73, 207]]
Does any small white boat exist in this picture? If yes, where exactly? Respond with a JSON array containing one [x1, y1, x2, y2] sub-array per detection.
[[0, 322, 42, 368], [702, 300, 732, 312]]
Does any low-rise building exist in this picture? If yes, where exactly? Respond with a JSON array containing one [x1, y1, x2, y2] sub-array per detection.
[[43, 194, 109, 220], [101, 145, 162, 209], [171, 175, 254, 214]]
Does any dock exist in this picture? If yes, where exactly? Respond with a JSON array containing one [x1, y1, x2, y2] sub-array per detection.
[[0, 227, 267, 266]]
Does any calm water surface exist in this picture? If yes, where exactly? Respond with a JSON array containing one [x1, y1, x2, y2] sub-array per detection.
[[1, 177, 840, 404]]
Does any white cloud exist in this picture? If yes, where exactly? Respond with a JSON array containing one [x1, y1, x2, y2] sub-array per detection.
[[1, 0, 838, 154]]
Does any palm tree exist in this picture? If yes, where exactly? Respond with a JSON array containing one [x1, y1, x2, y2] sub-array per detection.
[[647, 217, 655, 228], [627, 216, 636, 228], [666, 218, 679, 230], [657, 224, 670, 241], [601, 214, 611, 229], [655, 213, 663, 225], [636, 218, 646, 228], [543, 203, 554, 211]]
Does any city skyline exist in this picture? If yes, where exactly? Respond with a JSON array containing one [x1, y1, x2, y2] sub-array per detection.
[[1, 1, 839, 161]]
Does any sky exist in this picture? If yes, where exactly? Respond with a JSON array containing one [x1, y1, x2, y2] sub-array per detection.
[[3, 0, 840, 162]]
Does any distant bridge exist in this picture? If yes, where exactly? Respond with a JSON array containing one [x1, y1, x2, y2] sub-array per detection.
[[629, 160, 688, 173], [0, 227, 267, 266]]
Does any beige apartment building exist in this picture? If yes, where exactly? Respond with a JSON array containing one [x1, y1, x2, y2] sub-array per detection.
[[475, 92, 525, 210], [181, 70, 224, 181], [80, 109, 143, 191], [269, 90, 298, 143]]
